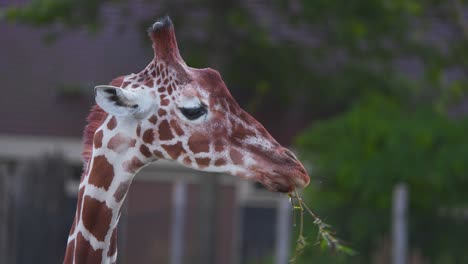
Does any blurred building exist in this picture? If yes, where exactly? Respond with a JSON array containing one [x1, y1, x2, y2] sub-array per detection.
[[0, 2, 293, 264]]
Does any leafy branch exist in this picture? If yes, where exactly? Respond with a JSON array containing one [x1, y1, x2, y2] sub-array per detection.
[[288, 190, 356, 263]]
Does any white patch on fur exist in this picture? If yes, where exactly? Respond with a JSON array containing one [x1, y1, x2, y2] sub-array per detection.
[[242, 135, 274, 150], [243, 153, 256, 166], [179, 97, 201, 109], [95, 85, 156, 119]]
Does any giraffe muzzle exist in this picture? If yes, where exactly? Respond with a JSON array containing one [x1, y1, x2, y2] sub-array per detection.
[[278, 148, 310, 188], [262, 168, 309, 193], [245, 143, 310, 192], [274, 164, 310, 192]]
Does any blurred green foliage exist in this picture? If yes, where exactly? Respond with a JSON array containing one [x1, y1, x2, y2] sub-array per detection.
[[3, 0, 468, 113], [290, 0, 468, 262], [1, 0, 111, 31], [295, 94, 468, 263], [3, 0, 468, 262]]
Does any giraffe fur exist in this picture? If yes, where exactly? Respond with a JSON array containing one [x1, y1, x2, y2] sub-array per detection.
[[64, 16, 310, 264]]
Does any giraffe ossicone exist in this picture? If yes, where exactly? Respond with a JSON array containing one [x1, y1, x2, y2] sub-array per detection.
[[64, 16, 310, 264]]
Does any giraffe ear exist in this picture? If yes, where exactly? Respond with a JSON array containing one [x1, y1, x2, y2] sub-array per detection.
[[95, 85, 155, 118]]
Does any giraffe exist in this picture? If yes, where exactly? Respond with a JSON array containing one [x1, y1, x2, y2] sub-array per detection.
[[63, 16, 310, 264]]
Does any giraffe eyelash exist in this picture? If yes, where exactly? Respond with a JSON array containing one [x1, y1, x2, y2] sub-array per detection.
[[179, 104, 207, 120]]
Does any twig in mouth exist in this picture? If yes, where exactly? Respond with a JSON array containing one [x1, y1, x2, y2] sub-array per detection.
[[288, 190, 356, 263]]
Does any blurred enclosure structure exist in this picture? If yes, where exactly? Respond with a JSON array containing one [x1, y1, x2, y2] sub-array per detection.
[[0, 137, 290, 264], [2, 0, 468, 264]]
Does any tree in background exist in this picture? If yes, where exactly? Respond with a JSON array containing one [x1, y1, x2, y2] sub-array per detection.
[[290, 1, 468, 263], [3, 0, 468, 112], [3, 0, 468, 262], [296, 94, 468, 263]]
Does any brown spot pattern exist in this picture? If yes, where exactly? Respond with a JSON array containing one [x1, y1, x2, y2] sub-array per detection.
[[140, 145, 152, 158], [230, 148, 243, 165], [159, 120, 174, 140], [93, 130, 103, 148], [81, 196, 113, 241], [123, 156, 144, 173], [196, 157, 211, 169], [161, 99, 170, 106], [136, 125, 141, 137], [63, 239, 75, 264], [89, 155, 114, 191], [183, 156, 192, 165], [170, 119, 184, 136], [214, 140, 224, 152], [146, 79, 154, 87], [107, 116, 117, 130], [143, 129, 155, 144], [75, 232, 103, 264], [162, 142, 185, 159], [148, 115, 158, 124], [214, 159, 227, 166], [188, 133, 210, 153], [232, 122, 256, 140], [158, 109, 167, 116], [153, 149, 164, 158]]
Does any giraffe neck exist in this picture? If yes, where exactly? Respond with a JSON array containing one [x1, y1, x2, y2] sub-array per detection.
[[64, 115, 149, 264]]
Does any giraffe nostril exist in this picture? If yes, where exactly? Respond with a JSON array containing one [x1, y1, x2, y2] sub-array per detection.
[[284, 149, 298, 162]]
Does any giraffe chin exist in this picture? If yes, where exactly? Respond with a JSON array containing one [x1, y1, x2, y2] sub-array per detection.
[[254, 169, 310, 193], [256, 175, 296, 193]]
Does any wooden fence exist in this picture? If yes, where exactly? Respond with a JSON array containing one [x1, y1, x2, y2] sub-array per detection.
[[0, 155, 72, 264]]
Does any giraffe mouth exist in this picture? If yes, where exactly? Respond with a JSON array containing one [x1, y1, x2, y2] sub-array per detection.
[[254, 167, 309, 193], [244, 147, 310, 193]]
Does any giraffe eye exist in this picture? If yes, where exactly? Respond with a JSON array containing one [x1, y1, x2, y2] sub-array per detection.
[[179, 105, 207, 120]]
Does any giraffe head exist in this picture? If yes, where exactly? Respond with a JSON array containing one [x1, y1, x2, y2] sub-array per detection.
[[92, 16, 309, 193]]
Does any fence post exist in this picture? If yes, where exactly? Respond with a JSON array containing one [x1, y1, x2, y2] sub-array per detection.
[[11, 155, 68, 264], [0, 165, 9, 264], [275, 195, 292, 264], [196, 174, 218, 264], [392, 183, 408, 264], [170, 180, 187, 264]]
